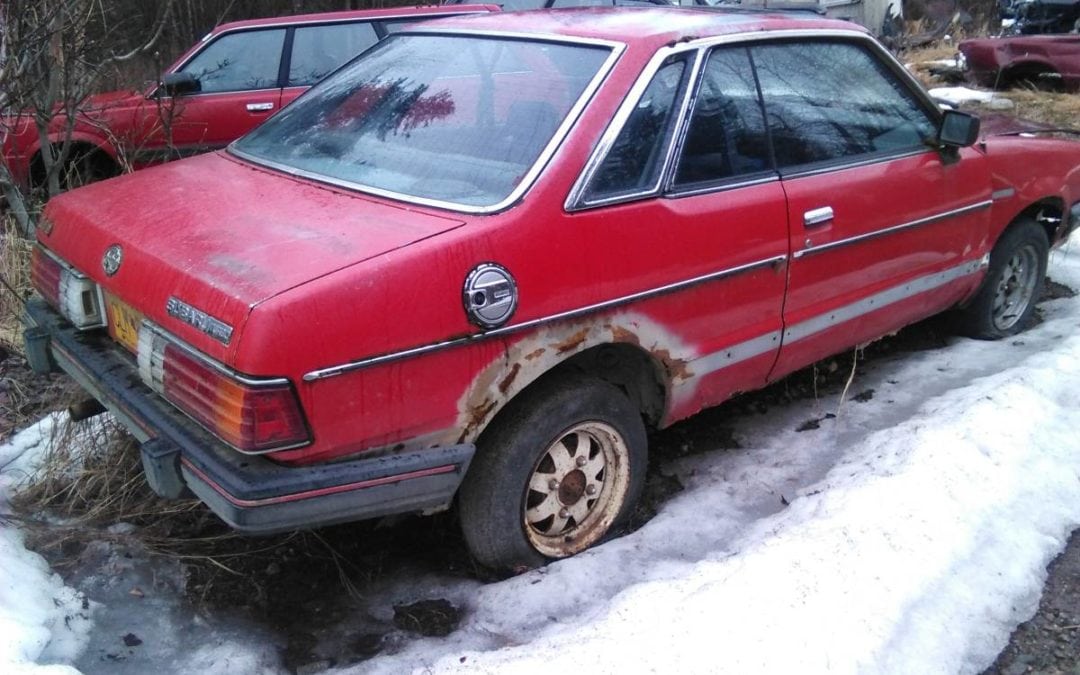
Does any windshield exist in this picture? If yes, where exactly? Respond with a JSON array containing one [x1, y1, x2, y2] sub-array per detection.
[[233, 34, 612, 208]]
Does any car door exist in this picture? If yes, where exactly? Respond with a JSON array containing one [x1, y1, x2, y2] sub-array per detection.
[[757, 38, 993, 380], [279, 21, 381, 109], [145, 27, 287, 160], [568, 48, 789, 418]]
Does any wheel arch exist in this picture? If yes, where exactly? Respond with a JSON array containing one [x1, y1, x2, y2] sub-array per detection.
[[28, 135, 120, 187], [457, 317, 681, 445], [1008, 198, 1064, 246]]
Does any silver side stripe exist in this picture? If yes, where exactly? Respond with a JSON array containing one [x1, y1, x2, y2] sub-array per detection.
[[689, 258, 982, 379], [691, 330, 782, 379], [783, 259, 982, 343], [992, 188, 1016, 201], [793, 200, 992, 259], [303, 254, 787, 382]]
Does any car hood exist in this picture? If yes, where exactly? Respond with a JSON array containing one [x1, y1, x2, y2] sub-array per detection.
[[40, 151, 465, 360]]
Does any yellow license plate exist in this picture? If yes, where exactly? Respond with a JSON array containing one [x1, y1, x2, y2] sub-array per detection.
[[105, 294, 144, 353]]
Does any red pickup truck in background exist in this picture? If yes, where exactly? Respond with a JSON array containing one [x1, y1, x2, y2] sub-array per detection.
[[0, 4, 494, 191]]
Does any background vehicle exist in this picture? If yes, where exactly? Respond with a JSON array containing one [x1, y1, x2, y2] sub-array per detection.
[[24, 8, 1080, 572], [959, 34, 1080, 90], [0, 4, 495, 191]]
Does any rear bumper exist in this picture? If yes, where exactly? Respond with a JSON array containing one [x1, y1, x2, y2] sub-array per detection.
[[24, 299, 474, 534]]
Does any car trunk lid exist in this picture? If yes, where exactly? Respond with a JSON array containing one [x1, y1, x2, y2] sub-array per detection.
[[40, 151, 465, 364]]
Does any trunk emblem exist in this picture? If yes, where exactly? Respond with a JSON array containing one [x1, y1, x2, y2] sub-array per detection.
[[463, 263, 517, 329], [166, 297, 234, 345], [102, 245, 123, 276]]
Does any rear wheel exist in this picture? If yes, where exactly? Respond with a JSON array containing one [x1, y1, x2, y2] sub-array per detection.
[[959, 219, 1048, 339], [458, 375, 647, 572]]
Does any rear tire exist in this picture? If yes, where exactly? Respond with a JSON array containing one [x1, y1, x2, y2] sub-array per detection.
[[959, 219, 1048, 339], [458, 374, 647, 572]]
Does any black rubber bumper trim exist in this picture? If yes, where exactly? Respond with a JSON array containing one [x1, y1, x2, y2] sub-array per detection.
[[25, 299, 475, 534]]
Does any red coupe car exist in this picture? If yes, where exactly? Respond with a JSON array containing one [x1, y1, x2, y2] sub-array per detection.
[[24, 7, 1080, 570]]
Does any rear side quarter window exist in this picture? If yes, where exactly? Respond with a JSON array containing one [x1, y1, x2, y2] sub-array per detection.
[[288, 22, 380, 87]]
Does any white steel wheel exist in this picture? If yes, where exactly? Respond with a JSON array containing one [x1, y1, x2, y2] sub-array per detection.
[[458, 374, 648, 572], [523, 421, 632, 558]]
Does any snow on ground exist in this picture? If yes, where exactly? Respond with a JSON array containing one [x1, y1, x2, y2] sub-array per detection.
[[933, 87, 1015, 111], [0, 415, 91, 675], [2, 241, 1080, 674]]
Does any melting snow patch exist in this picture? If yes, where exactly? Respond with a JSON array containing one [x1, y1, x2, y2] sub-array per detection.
[[1, 416, 94, 674]]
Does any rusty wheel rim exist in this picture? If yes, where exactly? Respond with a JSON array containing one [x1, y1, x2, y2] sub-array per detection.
[[522, 421, 630, 558]]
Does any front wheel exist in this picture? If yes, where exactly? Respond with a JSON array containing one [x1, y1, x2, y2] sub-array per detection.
[[458, 375, 647, 572], [959, 219, 1048, 339]]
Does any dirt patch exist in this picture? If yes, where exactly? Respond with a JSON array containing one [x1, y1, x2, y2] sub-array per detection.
[[983, 529, 1080, 675]]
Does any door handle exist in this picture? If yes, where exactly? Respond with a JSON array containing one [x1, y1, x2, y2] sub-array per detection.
[[246, 102, 274, 112], [804, 206, 834, 227]]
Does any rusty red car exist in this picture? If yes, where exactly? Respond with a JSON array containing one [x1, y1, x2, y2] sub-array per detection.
[[0, 4, 494, 191], [24, 7, 1080, 571], [959, 34, 1080, 91]]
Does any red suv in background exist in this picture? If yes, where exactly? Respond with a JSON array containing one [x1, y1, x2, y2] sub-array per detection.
[[0, 4, 495, 191]]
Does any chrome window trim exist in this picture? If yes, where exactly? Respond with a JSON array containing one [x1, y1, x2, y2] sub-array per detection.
[[666, 173, 779, 200], [303, 253, 787, 381], [778, 148, 930, 181], [567, 28, 948, 211], [229, 30, 626, 215], [792, 200, 992, 259]]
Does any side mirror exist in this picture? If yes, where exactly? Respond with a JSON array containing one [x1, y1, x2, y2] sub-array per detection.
[[937, 110, 980, 148], [161, 72, 200, 97]]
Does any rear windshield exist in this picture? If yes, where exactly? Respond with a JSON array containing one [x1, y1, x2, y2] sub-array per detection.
[[233, 34, 611, 208]]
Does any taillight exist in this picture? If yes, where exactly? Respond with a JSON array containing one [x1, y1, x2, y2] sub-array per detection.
[[138, 327, 309, 453], [30, 245, 105, 329]]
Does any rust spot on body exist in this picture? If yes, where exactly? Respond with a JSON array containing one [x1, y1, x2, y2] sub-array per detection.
[[525, 347, 546, 361], [653, 348, 691, 382], [556, 328, 590, 354], [611, 325, 640, 346], [498, 362, 521, 394]]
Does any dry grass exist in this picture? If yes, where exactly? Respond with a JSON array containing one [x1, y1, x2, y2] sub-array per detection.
[[0, 215, 33, 351]]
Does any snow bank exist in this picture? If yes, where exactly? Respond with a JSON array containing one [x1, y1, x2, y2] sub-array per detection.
[[0, 417, 93, 675], [929, 87, 1013, 108]]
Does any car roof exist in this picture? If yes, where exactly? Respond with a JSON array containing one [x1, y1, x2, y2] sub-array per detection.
[[207, 4, 499, 35], [405, 6, 864, 46]]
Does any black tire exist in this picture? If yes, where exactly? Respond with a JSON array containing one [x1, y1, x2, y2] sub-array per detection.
[[458, 374, 647, 572], [959, 218, 1048, 339]]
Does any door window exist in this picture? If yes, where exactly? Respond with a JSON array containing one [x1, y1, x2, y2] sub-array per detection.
[[750, 41, 936, 170], [181, 29, 286, 93], [288, 22, 380, 87], [673, 47, 772, 188]]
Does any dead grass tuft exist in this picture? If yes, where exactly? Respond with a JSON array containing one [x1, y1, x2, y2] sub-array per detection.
[[0, 215, 33, 351]]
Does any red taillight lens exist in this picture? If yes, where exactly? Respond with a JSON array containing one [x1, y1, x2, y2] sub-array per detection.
[[30, 246, 62, 306], [138, 330, 309, 453]]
